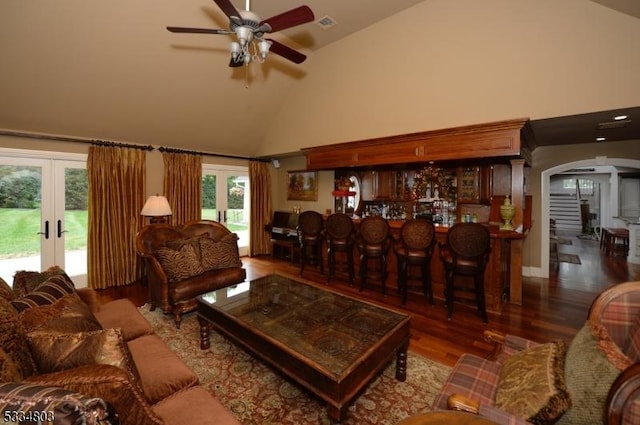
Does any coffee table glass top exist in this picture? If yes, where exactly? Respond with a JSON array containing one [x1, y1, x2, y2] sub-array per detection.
[[199, 274, 409, 378]]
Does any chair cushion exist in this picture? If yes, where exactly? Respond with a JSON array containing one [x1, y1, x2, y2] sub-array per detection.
[[557, 322, 632, 425], [94, 298, 154, 341], [127, 334, 198, 404], [495, 340, 571, 424], [153, 385, 241, 425]]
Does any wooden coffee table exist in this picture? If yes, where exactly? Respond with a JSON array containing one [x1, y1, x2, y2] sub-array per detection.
[[197, 274, 411, 422]]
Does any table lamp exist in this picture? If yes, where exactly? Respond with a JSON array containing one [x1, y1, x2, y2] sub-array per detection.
[[141, 195, 172, 223]]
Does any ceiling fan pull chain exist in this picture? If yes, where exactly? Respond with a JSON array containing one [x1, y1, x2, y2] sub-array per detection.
[[245, 64, 250, 89]]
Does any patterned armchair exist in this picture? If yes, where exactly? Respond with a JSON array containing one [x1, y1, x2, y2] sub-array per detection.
[[432, 280, 640, 425]]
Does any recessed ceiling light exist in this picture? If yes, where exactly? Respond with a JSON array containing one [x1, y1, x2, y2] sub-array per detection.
[[613, 115, 628, 121], [596, 137, 606, 142]]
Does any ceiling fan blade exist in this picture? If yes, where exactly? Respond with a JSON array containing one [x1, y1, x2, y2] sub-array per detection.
[[213, 0, 242, 25], [167, 26, 231, 35], [267, 39, 307, 64], [260, 5, 314, 33]]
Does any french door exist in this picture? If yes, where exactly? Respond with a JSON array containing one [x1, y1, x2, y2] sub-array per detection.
[[202, 165, 250, 256], [0, 149, 88, 287]]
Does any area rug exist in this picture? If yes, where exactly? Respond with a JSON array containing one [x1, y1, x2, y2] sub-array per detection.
[[139, 307, 451, 425], [558, 253, 581, 264], [556, 238, 572, 245]]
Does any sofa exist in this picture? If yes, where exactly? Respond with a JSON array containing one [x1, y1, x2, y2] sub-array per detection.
[[0, 267, 241, 425], [432, 280, 640, 425], [136, 219, 246, 328]]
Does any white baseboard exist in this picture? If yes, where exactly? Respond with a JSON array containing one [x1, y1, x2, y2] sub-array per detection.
[[522, 266, 546, 278]]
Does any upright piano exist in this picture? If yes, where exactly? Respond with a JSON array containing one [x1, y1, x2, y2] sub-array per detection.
[[266, 211, 300, 262]]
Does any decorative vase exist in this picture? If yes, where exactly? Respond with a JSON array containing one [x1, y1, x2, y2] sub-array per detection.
[[499, 195, 516, 231]]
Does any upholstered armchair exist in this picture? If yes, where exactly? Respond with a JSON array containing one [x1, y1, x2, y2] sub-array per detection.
[[433, 280, 640, 425]]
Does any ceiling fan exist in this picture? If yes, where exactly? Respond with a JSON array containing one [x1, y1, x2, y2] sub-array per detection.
[[167, 0, 315, 67]]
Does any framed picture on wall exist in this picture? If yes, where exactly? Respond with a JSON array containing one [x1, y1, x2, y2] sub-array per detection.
[[287, 170, 318, 201]]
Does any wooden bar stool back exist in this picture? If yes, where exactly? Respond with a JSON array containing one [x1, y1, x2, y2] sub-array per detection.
[[297, 210, 325, 276], [394, 218, 437, 305], [440, 223, 492, 323], [357, 215, 392, 294], [325, 212, 356, 284]]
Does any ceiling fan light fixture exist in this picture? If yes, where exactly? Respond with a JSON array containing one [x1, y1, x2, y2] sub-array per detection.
[[230, 41, 241, 60], [258, 39, 272, 60], [235, 26, 253, 46]]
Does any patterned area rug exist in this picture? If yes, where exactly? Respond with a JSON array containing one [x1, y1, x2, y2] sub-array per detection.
[[139, 307, 451, 425]]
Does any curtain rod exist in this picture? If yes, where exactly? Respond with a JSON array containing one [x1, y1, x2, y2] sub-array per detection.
[[158, 146, 269, 162], [0, 129, 154, 151], [91, 140, 154, 151]]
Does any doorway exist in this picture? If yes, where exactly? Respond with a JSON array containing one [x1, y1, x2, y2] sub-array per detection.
[[202, 164, 250, 256], [0, 149, 88, 286], [541, 158, 640, 278]]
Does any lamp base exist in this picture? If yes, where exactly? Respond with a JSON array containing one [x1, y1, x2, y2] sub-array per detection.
[[149, 216, 168, 224]]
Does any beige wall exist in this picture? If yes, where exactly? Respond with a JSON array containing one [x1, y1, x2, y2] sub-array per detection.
[[260, 0, 640, 156], [271, 156, 334, 216]]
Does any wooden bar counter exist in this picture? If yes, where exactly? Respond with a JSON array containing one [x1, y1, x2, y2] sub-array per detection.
[[347, 218, 525, 315]]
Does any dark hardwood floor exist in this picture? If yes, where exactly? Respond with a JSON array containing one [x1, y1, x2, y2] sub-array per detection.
[[101, 230, 640, 368]]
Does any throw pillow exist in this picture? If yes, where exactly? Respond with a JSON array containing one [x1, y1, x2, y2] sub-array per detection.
[[12, 265, 69, 298], [0, 297, 37, 378], [495, 340, 571, 425], [0, 277, 13, 302], [26, 328, 140, 382], [164, 234, 207, 260], [624, 314, 640, 361], [200, 233, 242, 271], [156, 243, 205, 282], [556, 322, 632, 425], [0, 347, 23, 382], [11, 273, 76, 313], [18, 293, 102, 334]]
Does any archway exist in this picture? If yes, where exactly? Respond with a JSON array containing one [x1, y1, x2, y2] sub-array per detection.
[[540, 158, 640, 277]]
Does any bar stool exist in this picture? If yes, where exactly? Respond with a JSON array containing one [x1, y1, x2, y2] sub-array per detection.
[[298, 210, 325, 276], [394, 218, 436, 305], [439, 223, 492, 323], [325, 212, 356, 284], [357, 215, 392, 294]]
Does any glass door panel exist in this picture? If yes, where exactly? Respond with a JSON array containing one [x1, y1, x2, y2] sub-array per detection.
[[0, 152, 87, 286], [202, 166, 249, 256], [0, 160, 46, 284]]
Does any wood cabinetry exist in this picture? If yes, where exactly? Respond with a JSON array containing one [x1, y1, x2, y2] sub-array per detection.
[[303, 118, 531, 170], [360, 170, 395, 200]]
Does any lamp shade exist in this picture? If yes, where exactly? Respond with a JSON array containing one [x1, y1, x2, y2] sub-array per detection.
[[141, 195, 172, 217]]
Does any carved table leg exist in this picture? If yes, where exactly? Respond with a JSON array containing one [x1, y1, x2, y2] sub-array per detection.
[[396, 340, 408, 382], [198, 316, 210, 350]]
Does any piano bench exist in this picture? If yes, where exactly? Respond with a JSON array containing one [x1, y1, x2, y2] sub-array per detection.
[[271, 239, 300, 263]]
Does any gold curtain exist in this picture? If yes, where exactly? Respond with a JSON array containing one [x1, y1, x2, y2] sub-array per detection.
[[87, 146, 146, 289], [249, 160, 272, 256], [162, 152, 202, 225]]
